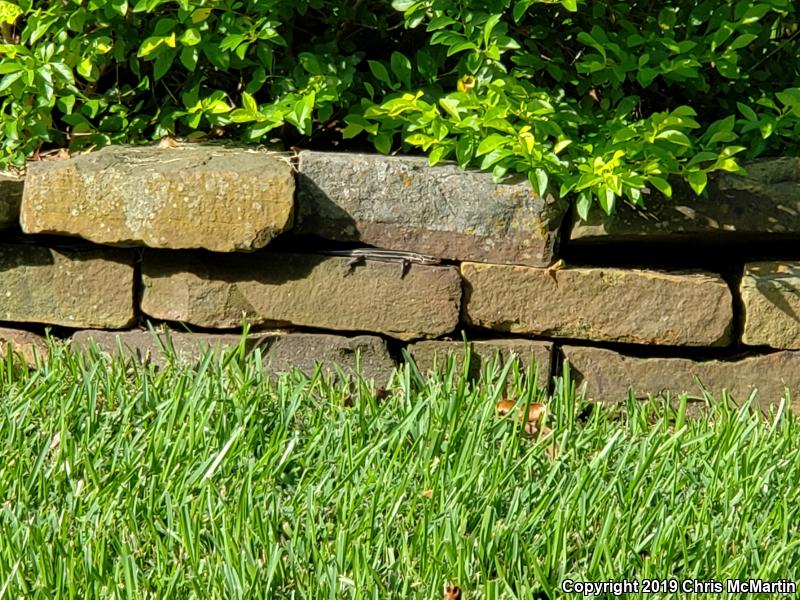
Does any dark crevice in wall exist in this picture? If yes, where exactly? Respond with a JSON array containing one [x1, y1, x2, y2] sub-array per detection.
[[132, 249, 145, 328], [560, 235, 800, 270]]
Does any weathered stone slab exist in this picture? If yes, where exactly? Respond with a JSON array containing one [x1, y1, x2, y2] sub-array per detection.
[[141, 251, 461, 340], [561, 345, 800, 412], [407, 339, 553, 385], [296, 151, 568, 266], [0, 244, 135, 328], [571, 158, 800, 242], [70, 329, 397, 382], [0, 327, 47, 365], [740, 261, 800, 349], [461, 262, 732, 346], [260, 333, 396, 382], [0, 174, 23, 230], [20, 144, 294, 252]]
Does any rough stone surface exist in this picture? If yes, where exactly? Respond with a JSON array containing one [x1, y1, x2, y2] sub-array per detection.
[[20, 144, 295, 252], [407, 339, 553, 384], [740, 261, 800, 349], [261, 333, 396, 382], [0, 327, 47, 365], [0, 174, 23, 230], [70, 329, 396, 382], [571, 158, 800, 242], [561, 345, 800, 412], [461, 262, 732, 346], [141, 251, 461, 340], [296, 151, 567, 266], [0, 243, 135, 328]]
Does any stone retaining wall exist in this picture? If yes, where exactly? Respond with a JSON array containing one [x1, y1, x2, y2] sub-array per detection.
[[2, 144, 800, 412]]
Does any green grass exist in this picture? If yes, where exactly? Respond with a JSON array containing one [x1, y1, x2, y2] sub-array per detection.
[[0, 338, 799, 599]]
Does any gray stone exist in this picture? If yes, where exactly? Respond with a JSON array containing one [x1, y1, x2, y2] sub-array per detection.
[[561, 345, 800, 413], [0, 174, 23, 230], [0, 243, 135, 328], [296, 151, 567, 266], [740, 261, 800, 349], [70, 328, 396, 382], [407, 339, 553, 385], [260, 333, 396, 383], [571, 157, 800, 242], [141, 251, 461, 341], [20, 144, 295, 252], [461, 262, 733, 346]]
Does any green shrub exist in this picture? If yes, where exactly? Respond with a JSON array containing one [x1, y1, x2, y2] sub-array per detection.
[[0, 0, 798, 216]]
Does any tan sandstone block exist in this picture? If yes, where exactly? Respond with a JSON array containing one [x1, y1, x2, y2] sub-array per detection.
[[141, 251, 461, 340], [0, 244, 135, 328], [20, 145, 294, 252], [561, 345, 800, 412], [0, 327, 47, 365], [462, 262, 732, 346], [741, 262, 800, 349]]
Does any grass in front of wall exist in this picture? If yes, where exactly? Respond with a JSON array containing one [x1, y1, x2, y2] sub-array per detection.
[[0, 338, 798, 599]]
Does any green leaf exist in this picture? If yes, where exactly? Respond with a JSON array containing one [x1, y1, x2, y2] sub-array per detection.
[[476, 134, 508, 156], [728, 33, 757, 51], [687, 170, 707, 195], [390, 52, 412, 89], [138, 36, 164, 58], [532, 168, 548, 196], [373, 132, 392, 154], [575, 192, 592, 221], [179, 46, 198, 70], [655, 129, 692, 147], [299, 52, 323, 76], [648, 176, 672, 198], [598, 187, 616, 214], [736, 102, 758, 122], [241, 92, 258, 115], [368, 60, 392, 87], [179, 28, 202, 47]]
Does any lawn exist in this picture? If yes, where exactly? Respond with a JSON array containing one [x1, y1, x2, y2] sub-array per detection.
[[0, 339, 798, 598]]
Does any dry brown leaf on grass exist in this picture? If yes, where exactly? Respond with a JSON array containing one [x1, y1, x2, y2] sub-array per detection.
[[496, 399, 547, 432]]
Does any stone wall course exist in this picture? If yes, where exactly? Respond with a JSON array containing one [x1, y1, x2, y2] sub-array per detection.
[[740, 261, 800, 349], [0, 243, 135, 328], [461, 262, 733, 346], [570, 158, 800, 243], [70, 329, 396, 382], [561, 345, 800, 412], [296, 151, 567, 266], [140, 251, 461, 341], [20, 144, 295, 252]]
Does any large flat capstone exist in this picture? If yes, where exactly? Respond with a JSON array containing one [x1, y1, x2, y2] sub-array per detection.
[[0, 243, 135, 328], [70, 329, 397, 382], [141, 251, 461, 340], [740, 262, 800, 349], [296, 151, 567, 266], [561, 345, 800, 412], [0, 174, 23, 230], [461, 262, 732, 346], [571, 158, 800, 242], [20, 144, 295, 252]]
